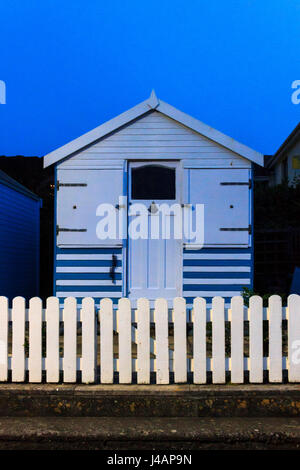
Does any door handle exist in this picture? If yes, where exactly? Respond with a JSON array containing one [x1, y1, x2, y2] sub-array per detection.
[[148, 202, 158, 214], [109, 254, 118, 283]]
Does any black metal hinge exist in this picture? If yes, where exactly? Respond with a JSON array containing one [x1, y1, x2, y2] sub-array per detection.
[[220, 224, 252, 235], [56, 225, 87, 236], [57, 181, 87, 190], [220, 180, 252, 189]]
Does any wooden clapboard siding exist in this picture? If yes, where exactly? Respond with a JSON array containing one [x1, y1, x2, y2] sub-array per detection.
[[59, 111, 250, 169], [55, 247, 252, 306], [183, 247, 252, 307], [44, 92, 263, 168], [0, 175, 40, 300], [55, 247, 123, 304]]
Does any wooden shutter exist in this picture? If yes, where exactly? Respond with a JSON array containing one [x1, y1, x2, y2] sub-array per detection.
[[185, 169, 251, 246], [56, 168, 124, 246]]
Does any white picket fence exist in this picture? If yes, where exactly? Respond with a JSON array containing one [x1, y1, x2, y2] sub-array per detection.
[[0, 294, 300, 384]]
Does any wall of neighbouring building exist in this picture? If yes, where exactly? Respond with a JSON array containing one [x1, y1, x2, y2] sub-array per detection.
[[0, 178, 41, 300]]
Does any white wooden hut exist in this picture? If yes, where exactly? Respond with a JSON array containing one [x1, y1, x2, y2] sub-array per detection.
[[44, 91, 263, 306]]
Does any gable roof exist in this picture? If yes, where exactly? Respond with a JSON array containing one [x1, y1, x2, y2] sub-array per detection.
[[266, 122, 300, 169], [44, 91, 264, 168]]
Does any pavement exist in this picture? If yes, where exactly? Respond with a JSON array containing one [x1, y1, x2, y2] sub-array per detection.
[[0, 417, 299, 450], [0, 384, 300, 449]]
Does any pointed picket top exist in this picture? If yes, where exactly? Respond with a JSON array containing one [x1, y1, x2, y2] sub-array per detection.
[[147, 89, 159, 109]]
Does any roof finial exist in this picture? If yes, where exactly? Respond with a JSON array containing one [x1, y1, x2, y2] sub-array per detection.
[[147, 89, 159, 109]]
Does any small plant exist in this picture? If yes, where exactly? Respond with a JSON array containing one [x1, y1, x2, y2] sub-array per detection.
[[24, 337, 29, 356], [241, 287, 287, 307], [241, 287, 258, 306]]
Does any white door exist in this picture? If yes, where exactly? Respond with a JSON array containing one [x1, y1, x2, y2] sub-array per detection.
[[128, 162, 182, 301]]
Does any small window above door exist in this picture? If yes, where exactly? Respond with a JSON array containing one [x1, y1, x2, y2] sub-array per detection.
[[131, 164, 176, 200]]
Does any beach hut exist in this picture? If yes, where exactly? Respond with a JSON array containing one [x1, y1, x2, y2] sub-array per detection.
[[44, 92, 263, 306]]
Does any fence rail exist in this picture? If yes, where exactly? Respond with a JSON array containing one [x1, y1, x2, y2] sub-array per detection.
[[0, 295, 299, 384]]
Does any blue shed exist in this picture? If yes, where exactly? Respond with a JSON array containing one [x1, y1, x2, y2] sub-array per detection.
[[44, 92, 264, 307], [0, 170, 42, 300]]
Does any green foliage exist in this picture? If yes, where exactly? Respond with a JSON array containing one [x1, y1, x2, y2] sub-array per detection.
[[241, 287, 287, 307]]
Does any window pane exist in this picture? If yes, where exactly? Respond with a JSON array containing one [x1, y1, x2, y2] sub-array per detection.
[[131, 165, 176, 199]]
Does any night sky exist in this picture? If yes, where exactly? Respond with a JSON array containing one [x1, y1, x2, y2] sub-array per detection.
[[1, 0, 299, 157]]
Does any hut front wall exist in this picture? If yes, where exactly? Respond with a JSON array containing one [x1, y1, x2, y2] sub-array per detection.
[[55, 110, 253, 306]]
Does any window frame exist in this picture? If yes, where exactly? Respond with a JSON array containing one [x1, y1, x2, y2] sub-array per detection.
[[129, 161, 182, 203]]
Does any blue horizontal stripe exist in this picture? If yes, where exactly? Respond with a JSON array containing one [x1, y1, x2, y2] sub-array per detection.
[[56, 248, 122, 255], [57, 260, 122, 267], [183, 259, 251, 267], [183, 248, 251, 254], [183, 284, 245, 291], [59, 297, 120, 305], [56, 285, 122, 292], [56, 273, 122, 280], [183, 272, 250, 279], [185, 296, 235, 304]]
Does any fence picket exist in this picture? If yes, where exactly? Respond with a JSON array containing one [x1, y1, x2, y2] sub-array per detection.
[[212, 297, 225, 383], [230, 296, 244, 383], [137, 298, 150, 384], [249, 296, 263, 383], [269, 295, 282, 382], [11, 297, 25, 382], [118, 298, 132, 383], [46, 297, 60, 383], [100, 298, 113, 383], [155, 298, 169, 384], [63, 297, 77, 383], [29, 297, 42, 383], [288, 294, 300, 382], [0, 294, 296, 385], [0, 297, 8, 382], [81, 297, 96, 384], [193, 297, 206, 384], [174, 297, 187, 383]]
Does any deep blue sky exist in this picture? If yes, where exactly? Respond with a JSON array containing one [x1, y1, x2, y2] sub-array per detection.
[[0, 0, 299, 157]]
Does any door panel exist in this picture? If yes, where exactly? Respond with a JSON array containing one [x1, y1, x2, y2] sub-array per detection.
[[128, 162, 182, 300]]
